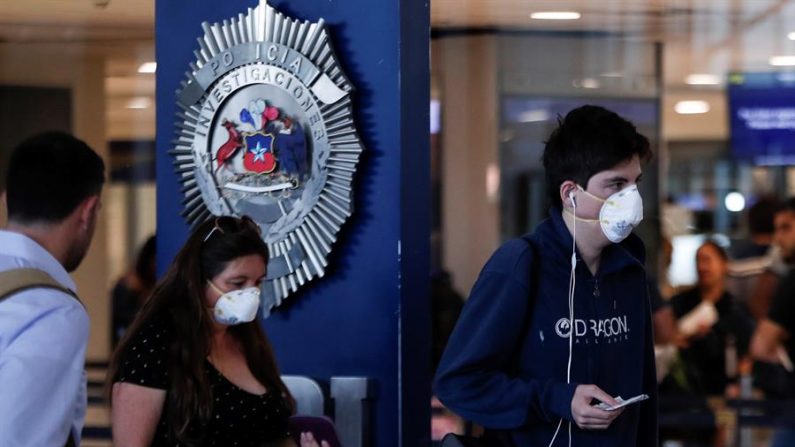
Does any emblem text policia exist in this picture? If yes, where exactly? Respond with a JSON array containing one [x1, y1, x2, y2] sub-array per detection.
[[172, 0, 363, 316]]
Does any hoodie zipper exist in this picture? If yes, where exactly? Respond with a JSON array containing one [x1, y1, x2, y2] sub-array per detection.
[[593, 277, 600, 297]]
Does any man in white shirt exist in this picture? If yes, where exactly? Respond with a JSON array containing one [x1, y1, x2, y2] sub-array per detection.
[[0, 132, 104, 447]]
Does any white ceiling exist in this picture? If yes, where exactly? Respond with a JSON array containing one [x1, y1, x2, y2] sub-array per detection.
[[2, 0, 795, 140]]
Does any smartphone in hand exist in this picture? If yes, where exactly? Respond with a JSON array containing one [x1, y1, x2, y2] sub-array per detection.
[[593, 394, 649, 411]]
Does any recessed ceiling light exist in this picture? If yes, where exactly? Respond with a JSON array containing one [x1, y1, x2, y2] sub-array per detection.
[[788, 32, 795, 40], [770, 56, 795, 66], [581, 78, 600, 89], [126, 97, 153, 109], [518, 109, 550, 123], [675, 100, 710, 115], [530, 11, 581, 20], [685, 74, 721, 85], [137, 62, 157, 73]]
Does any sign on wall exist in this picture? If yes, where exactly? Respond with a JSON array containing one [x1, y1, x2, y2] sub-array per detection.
[[172, 0, 364, 316]]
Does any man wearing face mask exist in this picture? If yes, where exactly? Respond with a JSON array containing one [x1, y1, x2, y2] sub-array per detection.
[[435, 105, 657, 447]]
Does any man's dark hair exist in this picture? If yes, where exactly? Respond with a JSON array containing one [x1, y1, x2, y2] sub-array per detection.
[[777, 197, 795, 215], [5, 131, 105, 223], [542, 105, 652, 207], [747, 197, 777, 235]]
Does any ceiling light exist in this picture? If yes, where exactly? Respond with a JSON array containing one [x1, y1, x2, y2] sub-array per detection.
[[600, 71, 624, 78], [530, 11, 581, 20], [518, 109, 549, 123], [137, 62, 157, 73], [685, 74, 721, 85], [788, 32, 795, 40], [126, 97, 152, 109], [770, 56, 795, 66], [581, 78, 600, 89], [674, 100, 710, 115]]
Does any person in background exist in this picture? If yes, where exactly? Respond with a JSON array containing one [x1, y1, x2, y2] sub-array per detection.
[[112, 235, 156, 347], [750, 198, 795, 447], [667, 241, 754, 396], [108, 215, 327, 447], [652, 236, 677, 345], [430, 269, 464, 373], [435, 105, 657, 446], [0, 132, 105, 446], [727, 197, 783, 320], [731, 197, 777, 260], [659, 241, 754, 447]]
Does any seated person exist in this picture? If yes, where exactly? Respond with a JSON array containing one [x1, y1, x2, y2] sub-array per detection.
[[108, 216, 326, 447]]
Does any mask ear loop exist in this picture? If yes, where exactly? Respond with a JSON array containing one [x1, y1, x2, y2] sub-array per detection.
[[550, 192, 578, 447], [207, 280, 226, 296]]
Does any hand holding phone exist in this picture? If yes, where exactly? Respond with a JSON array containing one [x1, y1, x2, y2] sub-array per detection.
[[593, 393, 649, 411]]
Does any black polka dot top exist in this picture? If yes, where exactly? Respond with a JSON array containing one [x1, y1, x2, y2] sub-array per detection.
[[115, 319, 292, 447]]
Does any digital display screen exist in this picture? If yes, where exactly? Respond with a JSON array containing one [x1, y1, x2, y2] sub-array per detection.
[[728, 72, 795, 165]]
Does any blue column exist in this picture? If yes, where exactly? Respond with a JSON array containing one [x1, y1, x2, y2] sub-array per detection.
[[155, 1, 430, 446]]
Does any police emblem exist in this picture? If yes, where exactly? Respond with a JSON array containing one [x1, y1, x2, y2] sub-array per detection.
[[171, 0, 363, 316]]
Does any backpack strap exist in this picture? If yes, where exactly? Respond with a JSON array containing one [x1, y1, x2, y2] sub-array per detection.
[[0, 268, 79, 303]]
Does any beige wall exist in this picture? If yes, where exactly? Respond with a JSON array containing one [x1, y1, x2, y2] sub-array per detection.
[[107, 183, 157, 283], [662, 90, 728, 141], [0, 43, 112, 361], [434, 36, 500, 297]]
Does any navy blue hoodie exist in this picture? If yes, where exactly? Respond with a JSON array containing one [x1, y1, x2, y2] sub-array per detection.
[[434, 209, 657, 446]]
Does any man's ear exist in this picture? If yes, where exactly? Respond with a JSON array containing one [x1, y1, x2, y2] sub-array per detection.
[[559, 181, 577, 208], [78, 195, 100, 230]]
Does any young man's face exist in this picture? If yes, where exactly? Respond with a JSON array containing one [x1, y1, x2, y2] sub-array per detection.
[[576, 155, 643, 220], [774, 209, 795, 264]]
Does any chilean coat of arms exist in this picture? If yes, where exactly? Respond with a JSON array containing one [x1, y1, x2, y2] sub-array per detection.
[[171, 0, 363, 316]]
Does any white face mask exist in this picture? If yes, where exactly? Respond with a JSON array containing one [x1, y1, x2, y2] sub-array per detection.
[[208, 281, 261, 325], [573, 184, 644, 243]]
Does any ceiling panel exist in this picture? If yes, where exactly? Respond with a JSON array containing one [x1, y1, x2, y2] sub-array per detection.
[[0, 0, 153, 27], [3, 0, 795, 142]]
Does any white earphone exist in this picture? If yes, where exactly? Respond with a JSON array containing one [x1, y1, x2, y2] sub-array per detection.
[[549, 189, 578, 447]]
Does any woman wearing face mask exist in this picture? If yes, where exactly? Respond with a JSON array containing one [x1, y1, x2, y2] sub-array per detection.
[[435, 105, 657, 447], [107, 216, 326, 447]]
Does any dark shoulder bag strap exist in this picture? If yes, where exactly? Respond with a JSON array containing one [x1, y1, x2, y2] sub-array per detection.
[[0, 268, 81, 447]]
